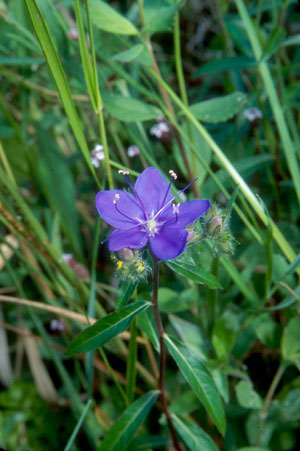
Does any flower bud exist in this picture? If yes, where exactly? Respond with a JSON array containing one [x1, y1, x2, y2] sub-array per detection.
[[208, 216, 223, 236], [187, 229, 195, 243], [219, 240, 234, 256], [117, 247, 135, 262]]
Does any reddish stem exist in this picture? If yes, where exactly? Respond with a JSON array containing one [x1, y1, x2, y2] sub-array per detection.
[[152, 256, 182, 451]]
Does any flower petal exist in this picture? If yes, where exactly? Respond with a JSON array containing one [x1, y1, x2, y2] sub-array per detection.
[[149, 227, 188, 260], [159, 199, 210, 228], [108, 227, 148, 251], [96, 190, 145, 229], [134, 167, 173, 216]]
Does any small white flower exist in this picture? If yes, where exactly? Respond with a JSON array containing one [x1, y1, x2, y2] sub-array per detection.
[[90, 144, 105, 167], [62, 253, 73, 263], [68, 27, 79, 41], [150, 122, 170, 138], [127, 145, 140, 158], [243, 107, 263, 123]]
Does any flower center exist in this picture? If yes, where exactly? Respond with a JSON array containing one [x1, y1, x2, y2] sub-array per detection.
[[147, 220, 156, 229], [146, 219, 158, 237]]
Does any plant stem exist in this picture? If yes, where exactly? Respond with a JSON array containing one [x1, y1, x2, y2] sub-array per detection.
[[151, 256, 182, 451]]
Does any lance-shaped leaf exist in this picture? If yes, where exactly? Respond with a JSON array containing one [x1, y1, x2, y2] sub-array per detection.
[[99, 391, 159, 451], [66, 301, 149, 355], [172, 415, 219, 451], [164, 335, 225, 436], [90, 0, 138, 35], [189, 92, 246, 123], [167, 261, 222, 289]]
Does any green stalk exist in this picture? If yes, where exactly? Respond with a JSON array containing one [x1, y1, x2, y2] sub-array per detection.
[[235, 0, 300, 204], [149, 69, 299, 274]]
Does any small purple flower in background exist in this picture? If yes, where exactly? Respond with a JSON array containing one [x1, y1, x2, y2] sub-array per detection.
[[95, 167, 210, 260], [127, 145, 140, 158], [90, 144, 105, 168]]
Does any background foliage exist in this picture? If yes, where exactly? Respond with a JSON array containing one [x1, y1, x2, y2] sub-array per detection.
[[0, 0, 300, 450]]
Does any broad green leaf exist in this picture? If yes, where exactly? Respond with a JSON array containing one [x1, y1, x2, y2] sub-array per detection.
[[36, 129, 82, 257], [90, 0, 138, 35], [235, 381, 263, 410], [116, 280, 138, 310], [189, 92, 246, 123], [212, 312, 239, 360], [169, 391, 199, 416], [144, 0, 183, 34], [99, 391, 159, 451], [172, 415, 219, 451], [158, 288, 189, 312], [281, 317, 300, 361], [164, 335, 226, 435], [66, 301, 150, 355], [167, 261, 222, 289], [169, 314, 208, 360], [255, 315, 281, 349], [102, 92, 162, 122], [111, 44, 152, 66], [25, 0, 99, 186], [192, 57, 256, 77]]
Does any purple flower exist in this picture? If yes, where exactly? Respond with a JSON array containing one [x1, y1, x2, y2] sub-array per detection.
[[95, 167, 210, 260]]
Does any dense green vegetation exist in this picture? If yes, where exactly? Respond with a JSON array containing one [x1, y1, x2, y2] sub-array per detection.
[[0, 1, 299, 450]]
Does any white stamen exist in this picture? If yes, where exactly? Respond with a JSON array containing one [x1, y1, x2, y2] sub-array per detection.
[[118, 169, 130, 175], [169, 169, 177, 180], [172, 203, 180, 214], [113, 194, 120, 204]]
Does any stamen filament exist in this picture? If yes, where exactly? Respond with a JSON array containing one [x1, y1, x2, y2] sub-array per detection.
[[114, 202, 138, 224], [154, 177, 198, 220], [118, 170, 147, 219]]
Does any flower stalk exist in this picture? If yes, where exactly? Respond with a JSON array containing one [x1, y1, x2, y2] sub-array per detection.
[[151, 256, 182, 451]]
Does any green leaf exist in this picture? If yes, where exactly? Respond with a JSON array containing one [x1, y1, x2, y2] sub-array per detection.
[[24, 0, 99, 186], [212, 312, 239, 361], [111, 44, 152, 66], [167, 261, 222, 289], [66, 301, 150, 355], [164, 335, 226, 435], [90, 0, 138, 35], [189, 92, 246, 123], [192, 57, 256, 77], [36, 129, 82, 257], [144, 0, 183, 34], [235, 381, 263, 410], [129, 435, 170, 450], [172, 415, 219, 451], [158, 288, 189, 312], [238, 448, 269, 451], [116, 280, 138, 310], [0, 56, 44, 66], [281, 317, 300, 361], [102, 91, 162, 122], [137, 307, 159, 352], [99, 391, 159, 451]]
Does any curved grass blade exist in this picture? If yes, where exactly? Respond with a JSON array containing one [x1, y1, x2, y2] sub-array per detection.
[[25, 0, 100, 187], [99, 391, 159, 451], [66, 301, 150, 355], [164, 335, 226, 435]]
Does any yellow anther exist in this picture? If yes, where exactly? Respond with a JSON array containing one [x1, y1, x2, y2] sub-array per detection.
[[169, 169, 177, 180], [116, 260, 123, 270], [118, 169, 129, 175]]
